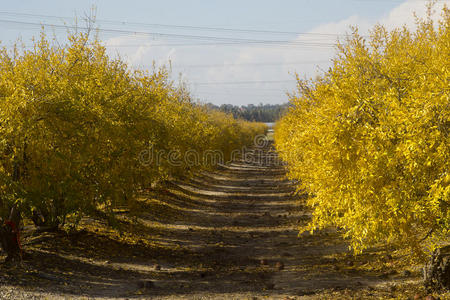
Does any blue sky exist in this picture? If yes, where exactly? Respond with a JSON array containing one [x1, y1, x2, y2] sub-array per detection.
[[1, 0, 397, 30], [1, 0, 448, 105]]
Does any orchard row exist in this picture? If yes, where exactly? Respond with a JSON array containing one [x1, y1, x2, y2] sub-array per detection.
[[275, 7, 449, 258], [0, 32, 267, 229]]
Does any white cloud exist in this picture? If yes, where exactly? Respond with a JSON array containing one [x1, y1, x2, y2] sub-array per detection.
[[104, 0, 450, 105], [380, 0, 449, 30]]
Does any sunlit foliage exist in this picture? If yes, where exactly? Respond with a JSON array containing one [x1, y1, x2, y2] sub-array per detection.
[[275, 6, 449, 257], [0, 31, 266, 227]]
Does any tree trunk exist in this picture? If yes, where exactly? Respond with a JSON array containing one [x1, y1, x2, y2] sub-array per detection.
[[424, 245, 450, 292], [0, 205, 22, 263]]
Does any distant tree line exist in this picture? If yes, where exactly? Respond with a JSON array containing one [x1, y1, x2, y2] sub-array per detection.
[[206, 103, 289, 122]]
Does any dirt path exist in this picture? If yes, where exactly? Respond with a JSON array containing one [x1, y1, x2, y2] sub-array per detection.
[[0, 142, 424, 299]]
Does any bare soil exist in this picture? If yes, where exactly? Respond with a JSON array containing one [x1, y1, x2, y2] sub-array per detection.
[[0, 142, 444, 299]]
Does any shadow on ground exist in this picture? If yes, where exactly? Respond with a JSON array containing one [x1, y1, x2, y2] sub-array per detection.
[[0, 143, 424, 299]]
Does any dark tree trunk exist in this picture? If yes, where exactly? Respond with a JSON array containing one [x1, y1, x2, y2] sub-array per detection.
[[0, 205, 22, 263], [31, 207, 61, 232], [424, 245, 450, 292]]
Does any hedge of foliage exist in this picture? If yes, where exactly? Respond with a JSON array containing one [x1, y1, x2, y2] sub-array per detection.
[[0, 32, 267, 228], [275, 7, 449, 257]]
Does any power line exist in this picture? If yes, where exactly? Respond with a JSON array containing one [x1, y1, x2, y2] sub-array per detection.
[[139, 60, 331, 69], [0, 11, 355, 38], [1, 42, 335, 50], [191, 80, 296, 85], [194, 91, 288, 97], [0, 18, 339, 49], [193, 85, 291, 91], [104, 42, 336, 48]]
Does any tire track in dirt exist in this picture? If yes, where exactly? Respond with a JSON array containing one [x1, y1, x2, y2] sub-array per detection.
[[0, 141, 412, 299], [144, 141, 389, 299]]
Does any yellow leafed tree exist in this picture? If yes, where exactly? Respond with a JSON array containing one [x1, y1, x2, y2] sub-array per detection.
[[0, 30, 267, 231], [275, 6, 449, 258]]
